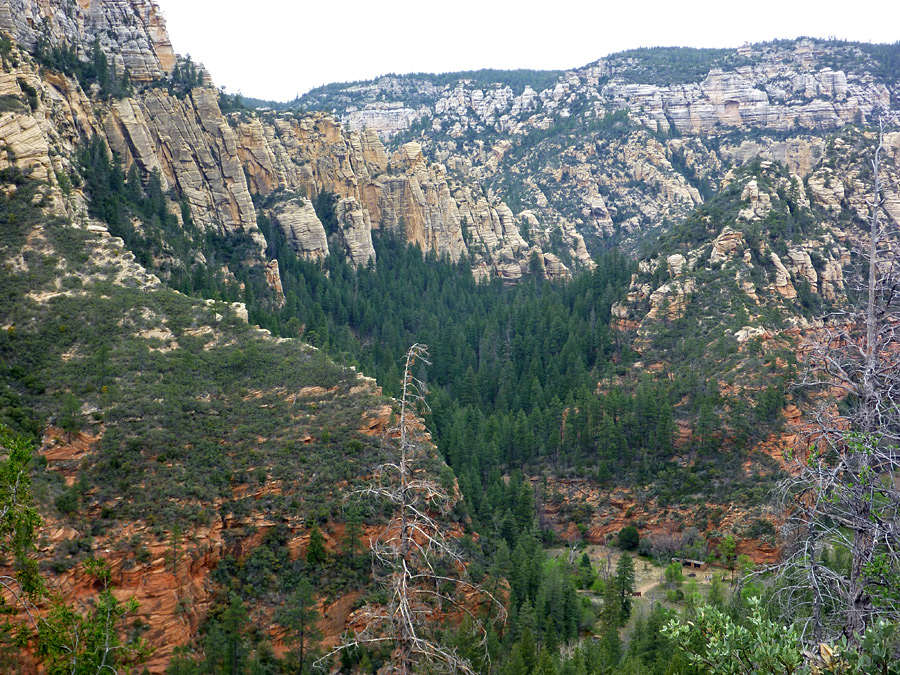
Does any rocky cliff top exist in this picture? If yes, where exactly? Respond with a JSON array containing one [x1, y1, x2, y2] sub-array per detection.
[[0, 0, 175, 81]]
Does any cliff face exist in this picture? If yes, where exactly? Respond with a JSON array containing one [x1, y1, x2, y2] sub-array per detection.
[[301, 39, 898, 266], [105, 88, 263, 246], [0, 92, 412, 669], [0, 0, 175, 80], [233, 112, 585, 278]]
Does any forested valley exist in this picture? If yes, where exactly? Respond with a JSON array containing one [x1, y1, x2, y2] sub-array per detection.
[[1, 9, 900, 673]]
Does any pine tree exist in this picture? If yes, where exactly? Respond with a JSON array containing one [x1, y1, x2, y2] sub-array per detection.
[[306, 523, 327, 566], [278, 579, 321, 675], [601, 573, 622, 630], [615, 553, 636, 622]]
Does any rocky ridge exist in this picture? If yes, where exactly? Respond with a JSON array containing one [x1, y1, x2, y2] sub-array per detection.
[[300, 40, 898, 261], [232, 111, 588, 278], [2, 0, 586, 283]]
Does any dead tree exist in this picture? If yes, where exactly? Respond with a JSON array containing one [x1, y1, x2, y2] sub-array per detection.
[[319, 344, 504, 674], [774, 115, 900, 644]]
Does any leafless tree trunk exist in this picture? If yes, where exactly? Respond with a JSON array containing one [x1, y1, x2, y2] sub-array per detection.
[[775, 115, 900, 645], [319, 345, 505, 673]]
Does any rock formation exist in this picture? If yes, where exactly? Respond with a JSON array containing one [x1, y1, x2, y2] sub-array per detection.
[[0, 0, 175, 80], [270, 198, 329, 261]]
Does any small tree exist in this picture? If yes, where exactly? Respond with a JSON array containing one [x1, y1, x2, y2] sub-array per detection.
[[718, 535, 737, 584], [306, 523, 327, 567], [617, 525, 640, 551], [278, 579, 321, 675], [342, 506, 363, 564], [37, 558, 149, 674], [0, 425, 42, 640], [58, 393, 83, 443], [615, 553, 636, 622], [664, 562, 684, 588], [1, 427, 147, 673]]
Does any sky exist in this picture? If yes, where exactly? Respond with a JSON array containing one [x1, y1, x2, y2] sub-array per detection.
[[153, 0, 899, 102]]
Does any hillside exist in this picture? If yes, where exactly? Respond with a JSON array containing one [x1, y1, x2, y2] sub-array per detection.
[[1, 0, 900, 671]]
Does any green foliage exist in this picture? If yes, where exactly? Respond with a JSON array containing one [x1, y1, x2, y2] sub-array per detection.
[[312, 190, 338, 235], [57, 392, 83, 440], [36, 558, 149, 674], [664, 596, 805, 674], [664, 562, 684, 587], [278, 580, 322, 674], [169, 55, 204, 98], [615, 552, 636, 622], [665, 596, 900, 674], [218, 88, 249, 114], [77, 133, 271, 308], [16, 77, 38, 111], [617, 525, 640, 551], [718, 534, 737, 569], [306, 523, 327, 566], [33, 38, 132, 99], [603, 45, 742, 86], [201, 593, 249, 675], [0, 425, 42, 597], [1, 430, 147, 673]]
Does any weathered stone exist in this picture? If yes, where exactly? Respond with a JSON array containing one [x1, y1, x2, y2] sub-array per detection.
[[769, 252, 797, 298], [0, 111, 52, 180], [787, 247, 817, 289], [738, 179, 772, 220], [735, 326, 770, 343], [808, 170, 845, 213], [270, 199, 329, 261], [0, 0, 175, 81], [647, 279, 695, 320], [710, 226, 744, 264], [336, 197, 375, 266]]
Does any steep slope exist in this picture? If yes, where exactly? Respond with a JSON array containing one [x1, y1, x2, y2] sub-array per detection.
[[0, 151, 446, 669], [0, 10, 466, 669], [3, 2, 900, 669]]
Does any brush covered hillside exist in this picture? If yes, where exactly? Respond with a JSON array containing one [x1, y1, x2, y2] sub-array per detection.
[[1, 0, 900, 671]]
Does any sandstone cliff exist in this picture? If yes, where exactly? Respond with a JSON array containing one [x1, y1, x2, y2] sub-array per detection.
[[0, 0, 175, 81], [299, 39, 898, 263], [232, 111, 585, 277]]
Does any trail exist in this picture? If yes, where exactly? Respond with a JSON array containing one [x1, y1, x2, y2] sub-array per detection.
[[635, 580, 658, 595]]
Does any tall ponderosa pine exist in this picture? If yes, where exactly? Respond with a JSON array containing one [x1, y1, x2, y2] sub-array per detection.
[[278, 580, 322, 675]]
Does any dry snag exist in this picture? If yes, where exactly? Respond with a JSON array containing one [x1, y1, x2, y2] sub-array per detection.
[[318, 344, 504, 673], [774, 114, 900, 644]]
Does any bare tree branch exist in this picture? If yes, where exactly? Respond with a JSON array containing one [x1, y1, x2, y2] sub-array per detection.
[[317, 345, 506, 673]]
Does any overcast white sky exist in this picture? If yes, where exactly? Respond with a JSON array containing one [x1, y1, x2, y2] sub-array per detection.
[[153, 0, 899, 102]]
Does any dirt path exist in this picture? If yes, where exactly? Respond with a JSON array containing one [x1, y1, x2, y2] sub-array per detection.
[[635, 580, 658, 595]]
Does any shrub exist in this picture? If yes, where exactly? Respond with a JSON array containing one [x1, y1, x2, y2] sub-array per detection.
[[617, 525, 640, 550]]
